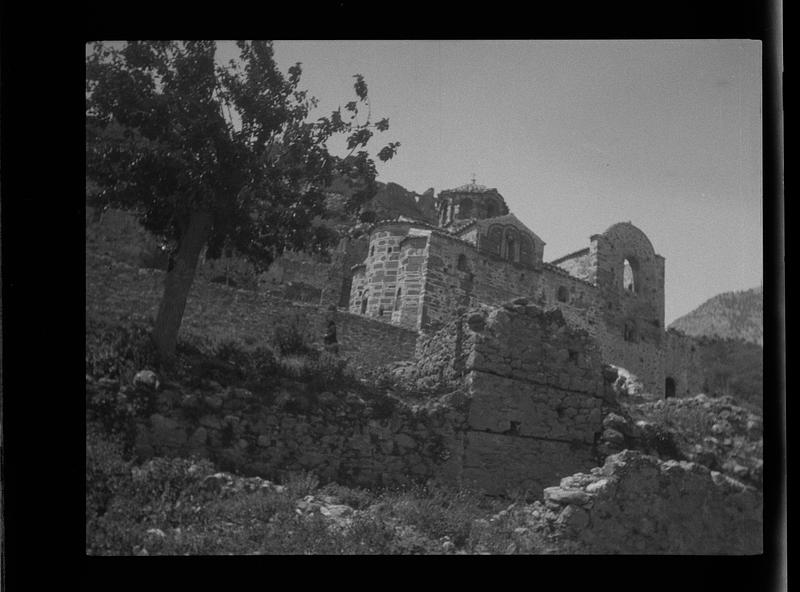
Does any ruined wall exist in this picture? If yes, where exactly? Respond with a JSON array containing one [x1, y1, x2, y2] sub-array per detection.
[[538, 450, 762, 554], [592, 223, 665, 333], [402, 300, 616, 495], [457, 301, 610, 495], [664, 331, 706, 397], [551, 248, 593, 282], [413, 313, 476, 390], [553, 223, 668, 398], [540, 265, 599, 314], [129, 383, 468, 489], [260, 251, 332, 292], [87, 254, 417, 374]]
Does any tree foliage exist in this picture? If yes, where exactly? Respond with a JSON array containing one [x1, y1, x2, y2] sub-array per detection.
[[86, 41, 400, 357], [87, 40, 398, 267]]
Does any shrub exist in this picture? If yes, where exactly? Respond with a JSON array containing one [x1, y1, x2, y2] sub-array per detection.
[[275, 351, 356, 392], [86, 319, 158, 383], [272, 312, 315, 356], [378, 482, 487, 547], [285, 471, 320, 498]]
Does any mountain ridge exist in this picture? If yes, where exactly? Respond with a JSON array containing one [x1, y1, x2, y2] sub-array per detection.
[[669, 286, 763, 346]]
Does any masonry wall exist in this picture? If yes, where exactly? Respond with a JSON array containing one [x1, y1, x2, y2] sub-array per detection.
[[592, 223, 665, 334], [551, 248, 593, 282], [348, 223, 410, 320], [538, 450, 762, 554], [260, 251, 332, 292], [540, 265, 599, 313], [664, 330, 706, 397], [457, 301, 609, 495], [86, 253, 417, 374], [127, 383, 468, 489], [420, 232, 545, 330], [393, 234, 429, 328], [413, 313, 477, 390]]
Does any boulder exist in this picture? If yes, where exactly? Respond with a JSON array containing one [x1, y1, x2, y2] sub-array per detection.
[[133, 370, 160, 391]]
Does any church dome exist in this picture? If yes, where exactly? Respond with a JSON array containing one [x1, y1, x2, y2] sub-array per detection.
[[437, 179, 509, 227], [440, 181, 493, 194]]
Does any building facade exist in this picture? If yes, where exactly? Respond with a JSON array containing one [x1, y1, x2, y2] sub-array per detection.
[[349, 181, 698, 399]]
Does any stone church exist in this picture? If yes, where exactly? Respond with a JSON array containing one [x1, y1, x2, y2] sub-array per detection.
[[348, 180, 699, 399]]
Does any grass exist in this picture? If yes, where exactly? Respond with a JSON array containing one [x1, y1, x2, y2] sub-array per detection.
[[86, 426, 559, 555], [86, 315, 550, 554]]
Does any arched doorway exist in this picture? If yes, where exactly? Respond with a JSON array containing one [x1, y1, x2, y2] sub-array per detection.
[[665, 377, 676, 399]]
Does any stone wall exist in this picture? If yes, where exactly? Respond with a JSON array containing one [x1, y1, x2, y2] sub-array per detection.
[[413, 311, 476, 390], [592, 223, 665, 335], [260, 251, 333, 293], [421, 232, 544, 330], [131, 384, 468, 489], [348, 223, 410, 320], [551, 248, 592, 282], [537, 450, 762, 554], [540, 265, 599, 314], [86, 253, 417, 374], [664, 330, 707, 397], [392, 233, 429, 328], [455, 300, 611, 495]]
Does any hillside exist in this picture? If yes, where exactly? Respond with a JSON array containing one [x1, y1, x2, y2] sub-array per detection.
[[325, 176, 438, 225], [669, 286, 763, 346]]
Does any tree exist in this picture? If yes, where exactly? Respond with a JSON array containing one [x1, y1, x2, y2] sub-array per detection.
[[86, 41, 399, 358]]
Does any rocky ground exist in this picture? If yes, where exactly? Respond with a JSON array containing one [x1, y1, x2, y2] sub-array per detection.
[[86, 315, 763, 555]]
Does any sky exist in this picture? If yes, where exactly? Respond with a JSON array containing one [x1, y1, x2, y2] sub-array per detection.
[[254, 40, 762, 325]]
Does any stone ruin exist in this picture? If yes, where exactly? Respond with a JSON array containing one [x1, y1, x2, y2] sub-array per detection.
[[126, 296, 761, 553]]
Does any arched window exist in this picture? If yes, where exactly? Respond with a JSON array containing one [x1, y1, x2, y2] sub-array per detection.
[[557, 286, 569, 303], [665, 377, 676, 399], [394, 287, 402, 311], [459, 198, 473, 219], [623, 257, 638, 293], [457, 253, 469, 272], [360, 294, 368, 315], [505, 236, 516, 262], [370, 246, 375, 257]]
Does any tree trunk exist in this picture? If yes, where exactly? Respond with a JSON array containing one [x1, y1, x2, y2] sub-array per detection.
[[152, 210, 213, 360]]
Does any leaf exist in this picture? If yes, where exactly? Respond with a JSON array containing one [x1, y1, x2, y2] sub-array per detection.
[[377, 142, 400, 162], [353, 74, 368, 101], [375, 118, 389, 132]]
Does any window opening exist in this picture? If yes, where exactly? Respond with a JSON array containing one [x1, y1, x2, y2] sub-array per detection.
[[665, 377, 676, 399], [623, 257, 637, 293]]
